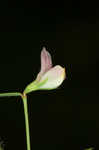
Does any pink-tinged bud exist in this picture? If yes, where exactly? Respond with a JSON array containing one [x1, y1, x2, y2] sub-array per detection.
[[36, 47, 53, 81], [24, 47, 66, 94]]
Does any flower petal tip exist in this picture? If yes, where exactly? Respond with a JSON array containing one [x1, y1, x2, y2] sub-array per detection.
[[42, 47, 47, 52]]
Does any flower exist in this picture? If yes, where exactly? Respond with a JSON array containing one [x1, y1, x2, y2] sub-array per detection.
[[24, 47, 66, 94]]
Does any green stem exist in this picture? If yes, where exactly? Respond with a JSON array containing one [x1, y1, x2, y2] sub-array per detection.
[[0, 92, 22, 97], [22, 94, 31, 150], [0, 91, 31, 150]]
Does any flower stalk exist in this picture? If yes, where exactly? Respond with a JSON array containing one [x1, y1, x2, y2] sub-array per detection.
[[22, 93, 31, 150], [0, 92, 22, 97]]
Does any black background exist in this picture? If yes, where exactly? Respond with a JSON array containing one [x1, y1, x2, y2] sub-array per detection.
[[0, 0, 98, 150]]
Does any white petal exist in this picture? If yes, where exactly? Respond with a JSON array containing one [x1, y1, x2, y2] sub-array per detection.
[[38, 65, 66, 89]]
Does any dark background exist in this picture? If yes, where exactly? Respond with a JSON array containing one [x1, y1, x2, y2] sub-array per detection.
[[0, 0, 98, 150]]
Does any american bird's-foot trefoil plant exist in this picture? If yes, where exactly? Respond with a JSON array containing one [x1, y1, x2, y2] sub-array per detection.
[[0, 47, 66, 150]]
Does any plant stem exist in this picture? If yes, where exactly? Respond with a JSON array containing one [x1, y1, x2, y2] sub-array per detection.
[[22, 93, 31, 150], [0, 91, 31, 150], [0, 92, 22, 97]]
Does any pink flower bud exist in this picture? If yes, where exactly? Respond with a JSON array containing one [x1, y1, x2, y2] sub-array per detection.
[[24, 47, 66, 94]]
